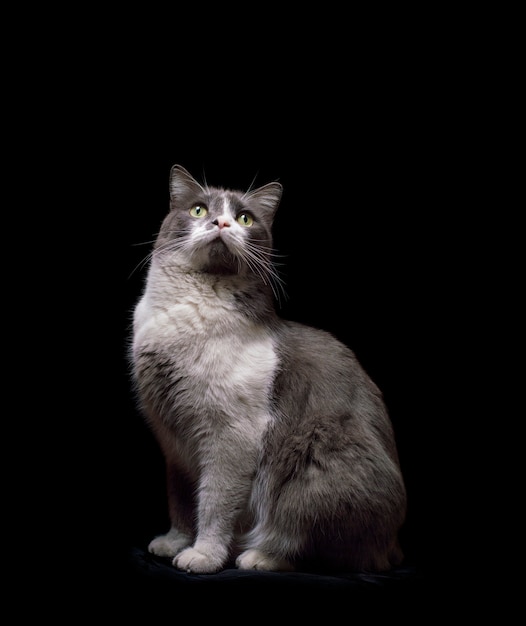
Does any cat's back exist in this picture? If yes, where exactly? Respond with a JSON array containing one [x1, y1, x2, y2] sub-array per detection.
[[271, 319, 399, 452], [275, 319, 373, 386]]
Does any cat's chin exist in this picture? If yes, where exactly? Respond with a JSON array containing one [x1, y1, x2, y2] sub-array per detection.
[[202, 240, 239, 274]]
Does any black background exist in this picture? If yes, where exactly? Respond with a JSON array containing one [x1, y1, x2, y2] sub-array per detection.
[[36, 41, 451, 611], [16, 9, 513, 617]]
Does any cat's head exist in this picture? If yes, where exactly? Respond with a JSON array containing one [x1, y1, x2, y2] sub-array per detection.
[[154, 164, 283, 284]]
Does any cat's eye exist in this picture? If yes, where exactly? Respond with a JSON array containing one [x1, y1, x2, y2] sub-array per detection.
[[189, 204, 208, 218], [236, 213, 254, 227]]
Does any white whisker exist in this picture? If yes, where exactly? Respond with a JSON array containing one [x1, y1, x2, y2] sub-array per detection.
[[238, 240, 288, 306]]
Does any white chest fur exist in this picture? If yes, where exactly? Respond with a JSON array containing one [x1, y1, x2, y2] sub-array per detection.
[[132, 269, 278, 434]]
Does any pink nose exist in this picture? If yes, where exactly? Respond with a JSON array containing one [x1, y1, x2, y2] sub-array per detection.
[[215, 216, 231, 229]]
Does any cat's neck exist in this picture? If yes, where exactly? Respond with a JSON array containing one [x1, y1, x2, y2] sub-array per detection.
[[144, 257, 277, 324]]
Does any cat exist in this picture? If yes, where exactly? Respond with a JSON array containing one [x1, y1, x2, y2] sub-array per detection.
[[130, 163, 407, 575]]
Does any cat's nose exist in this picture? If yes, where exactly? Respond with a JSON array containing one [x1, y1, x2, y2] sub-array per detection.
[[213, 217, 231, 229]]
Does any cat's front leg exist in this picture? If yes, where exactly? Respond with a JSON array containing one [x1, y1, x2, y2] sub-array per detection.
[[174, 539, 230, 574], [148, 527, 192, 558], [172, 489, 243, 574], [148, 460, 194, 558], [236, 548, 295, 572], [172, 440, 256, 574]]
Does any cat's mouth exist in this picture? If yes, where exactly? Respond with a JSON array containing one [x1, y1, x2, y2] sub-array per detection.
[[208, 237, 229, 252]]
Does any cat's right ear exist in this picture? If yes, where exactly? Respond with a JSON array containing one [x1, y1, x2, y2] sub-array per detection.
[[169, 164, 206, 208], [247, 182, 283, 218]]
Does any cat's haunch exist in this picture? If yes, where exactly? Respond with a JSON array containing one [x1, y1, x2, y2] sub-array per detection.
[[130, 164, 407, 574]]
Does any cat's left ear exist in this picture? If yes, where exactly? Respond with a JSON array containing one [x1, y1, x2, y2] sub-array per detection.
[[247, 182, 283, 218]]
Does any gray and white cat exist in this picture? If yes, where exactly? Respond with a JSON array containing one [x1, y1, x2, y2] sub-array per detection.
[[130, 164, 407, 574]]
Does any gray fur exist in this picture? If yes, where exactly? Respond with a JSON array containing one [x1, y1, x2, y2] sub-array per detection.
[[130, 164, 407, 574]]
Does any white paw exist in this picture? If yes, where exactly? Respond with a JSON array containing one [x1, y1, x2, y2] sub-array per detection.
[[174, 546, 224, 574], [236, 548, 294, 572], [148, 530, 191, 558]]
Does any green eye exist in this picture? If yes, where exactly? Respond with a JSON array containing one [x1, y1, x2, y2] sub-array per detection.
[[236, 213, 254, 227], [189, 204, 208, 218]]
